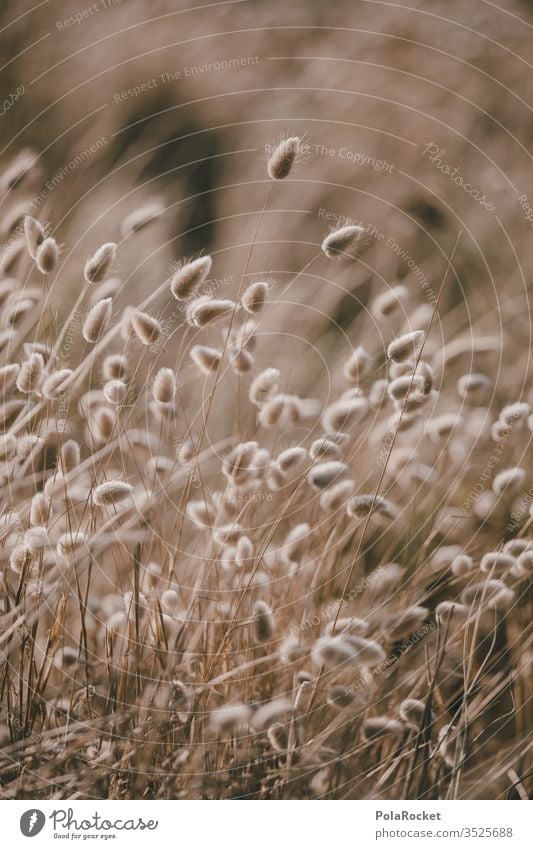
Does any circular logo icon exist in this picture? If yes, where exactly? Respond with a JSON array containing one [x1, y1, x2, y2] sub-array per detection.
[[20, 810, 46, 837]]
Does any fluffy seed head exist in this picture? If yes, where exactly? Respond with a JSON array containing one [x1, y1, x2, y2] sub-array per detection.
[[84, 242, 116, 284], [321, 397, 368, 431], [170, 255, 212, 300], [223, 442, 257, 482], [241, 281, 268, 314], [267, 722, 289, 752], [57, 531, 88, 558], [343, 346, 372, 383], [16, 434, 43, 459], [372, 285, 408, 319], [131, 311, 161, 345], [386, 606, 428, 641], [479, 551, 515, 575], [41, 369, 73, 399], [451, 553, 474, 576], [312, 634, 385, 668], [457, 372, 491, 399], [210, 703, 251, 733], [252, 600, 275, 643], [190, 345, 222, 375], [35, 236, 59, 274], [322, 224, 373, 260], [308, 461, 348, 490], [267, 136, 300, 180], [102, 355, 128, 381], [461, 579, 514, 609], [83, 298, 112, 343], [93, 480, 133, 506], [104, 379, 127, 405], [161, 589, 180, 612], [9, 544, 34, 575], [235, 535, 253, 567], [120, 201, 163, 237], [30, 493, 50, 526], [186, 297, 235, 328], [15, 353, 44, 393], [512, 550, 533, 577], [492, 467, 526, 497], [362, 717, 404, 740], [249, 368, 280, 406], [91, 406, 116, 443], [23, 215, 45, 259], [58, 439, 80, 475], [277, 446, 307, 472], [186, 500, 216, 528], [387, 330, 425, 363], [152, 368, 176, 403], [320, 479, 355, 511], [399, 698, 431, 729], [229, 345, 253, 374], [281, 523, 311, 565]]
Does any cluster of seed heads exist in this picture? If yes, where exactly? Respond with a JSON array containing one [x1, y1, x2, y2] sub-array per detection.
[[0, 135, 528, 802]]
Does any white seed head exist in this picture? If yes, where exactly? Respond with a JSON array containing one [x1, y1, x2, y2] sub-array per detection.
[[186, 296, 235, 328], [189, 345, 222, 375], [15, 353, 44, 393], [249, 368, 280, 406], [277, 446, 308, 472], [30, 493, 51, 526], [343, 346, 372, 383], [321, 397, 368, 431], [35, 236, 59, 274], [492, 467, 526, 497], [457, 372, 491, 399], [387, 330, 425, 363], [479, 551, 515, 575], [451, 553, 474, 577], [399, 698, 432, 729], [9, 544, 34, 575], [93, 480, 133, 507], [322, 224, 373, 260], [131, 311, 161, 345], [372, 285, 408, 319], [210, 702, 251, 733], [58, 439, 80, 475], [267, 722, 289, 753], [235, 535, 254, 567], [267, 136, 300, 180], [229, 345, 253, 374], [121, 201, 164, 237], [170, 255, 212, 300], [103, 379, 127, 405], [319, 479, 355, 511], [241, 281, 268, 314], [281, 523, 311, 565], [84, 242, 116, 284], [42, 369, 73, 399], [308, 461, 348, 490], [152, 367, 176, 403], [83, 298, 112, 343], [362, 717, 404, 740], [252, 599, 275, 643], [102, 354, 128, 381], [23, 215, 45, 259], [186, 499, 216, 528]]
